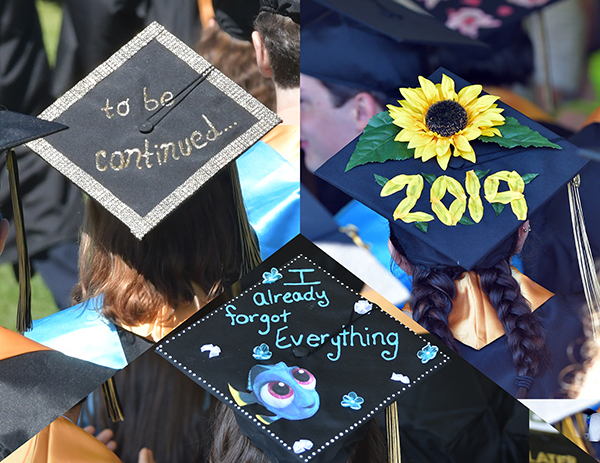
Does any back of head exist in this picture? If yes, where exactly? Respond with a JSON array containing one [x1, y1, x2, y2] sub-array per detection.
[[254, 11, 300, 89], [74, 163, 247, 327], [197, 23, 276, 110]]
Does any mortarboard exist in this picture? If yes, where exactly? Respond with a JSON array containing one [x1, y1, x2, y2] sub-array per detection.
[[213, 0, 261, 41], [260, 0, 300, 24], [0, 109, 67, 332], [0, 326, 117, 457], [157, 236, 450, 463], [26, 21, 281, 241], [301, 0, 481, 96], [315, 68, 589, 273]]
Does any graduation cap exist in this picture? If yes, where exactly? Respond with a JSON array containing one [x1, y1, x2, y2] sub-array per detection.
[[301, 0, 481, 95], [0, 109, 67, 332], [213, 0, 261, 41], [315, 68, 589, 273], [26, 22, 281, 241], [0, 326, 117, 457], [156, 237, 450, 462], [260, 0, 300, 23]]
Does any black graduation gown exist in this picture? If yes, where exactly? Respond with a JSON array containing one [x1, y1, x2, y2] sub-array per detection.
[[460, 292, 587, 398]]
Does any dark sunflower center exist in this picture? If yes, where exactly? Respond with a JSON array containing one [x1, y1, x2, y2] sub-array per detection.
[[425, 100, 468, 137]]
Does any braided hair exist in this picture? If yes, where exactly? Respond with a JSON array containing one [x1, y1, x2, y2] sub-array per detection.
[[390, 224, 550, 398]]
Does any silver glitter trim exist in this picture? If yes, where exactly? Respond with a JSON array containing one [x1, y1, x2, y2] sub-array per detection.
[[26, 22, 281, 240]]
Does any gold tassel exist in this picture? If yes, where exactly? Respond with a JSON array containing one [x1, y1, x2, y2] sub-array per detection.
[[567, 175, 600, 337], [556, 414, 595, 456], [386, 402, 401, 463], [101, 377, 124, 423], [6, 149, 32, 333], [228, 163, 262, 275]]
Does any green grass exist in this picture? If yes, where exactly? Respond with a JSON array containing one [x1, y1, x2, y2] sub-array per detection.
[[0, 264, 59, 330], [36, 0, 62, 67], [0, 1, 63, 330]]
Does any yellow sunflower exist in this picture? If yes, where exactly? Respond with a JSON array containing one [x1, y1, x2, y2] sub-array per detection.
[[388, 74, 505, 170]]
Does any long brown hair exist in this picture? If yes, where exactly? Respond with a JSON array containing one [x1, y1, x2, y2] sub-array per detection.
[[209, 402, 387, 463], [83, 350, 214, 463], [72, 163, 259, 327], [390, 224, 550, 399]]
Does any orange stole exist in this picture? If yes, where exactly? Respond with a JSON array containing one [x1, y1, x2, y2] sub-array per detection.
[[403, 268, 553, 350], [6, 417, 122, 463], [0, 326, 51, 361]]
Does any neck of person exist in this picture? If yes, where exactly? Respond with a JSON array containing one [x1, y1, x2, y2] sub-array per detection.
[[275, 85, 299, 126]]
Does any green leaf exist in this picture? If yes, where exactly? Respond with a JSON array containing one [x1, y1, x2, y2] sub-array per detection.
[[421, 173, 437, 185], [415, 222, 428, 233], [374, 174, 389, 187], [474, 169, 490, 180], [458, 216, 475, 225], [479, 116, 562, 150], [522, 173, 539, 185], [345, 111, 412, 172], [492, 203, 505, 216]]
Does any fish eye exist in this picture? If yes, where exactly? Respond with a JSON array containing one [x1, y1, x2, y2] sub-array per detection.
[[292, 368, 316, 390], [260, 381, 295, 409]]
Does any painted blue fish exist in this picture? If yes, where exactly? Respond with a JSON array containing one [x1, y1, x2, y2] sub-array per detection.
[[228, 362, 320, 425]]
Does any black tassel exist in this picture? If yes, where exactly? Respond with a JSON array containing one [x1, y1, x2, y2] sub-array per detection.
[[7, 149, 32, 332]]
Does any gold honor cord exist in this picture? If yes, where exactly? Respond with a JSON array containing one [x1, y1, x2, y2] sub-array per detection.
[[386, 401, 401, 463], [6, 149, 32, 332], [229, 163, 262, 275], [568, 175, 600, 338], [101, 377, 124, 423]]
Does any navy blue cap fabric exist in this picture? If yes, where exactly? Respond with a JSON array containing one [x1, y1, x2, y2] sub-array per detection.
[[315, 68, 589, 271]]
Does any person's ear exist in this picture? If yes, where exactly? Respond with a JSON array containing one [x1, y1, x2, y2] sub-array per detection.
[[251, 31, 272, 78], [351, 92, 380, 131], [514, 220, 530, 255]]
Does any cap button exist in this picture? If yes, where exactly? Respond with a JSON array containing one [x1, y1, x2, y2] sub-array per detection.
[[139, 121, 154, 133], [292, 346, 310, 358], [448, 157, 465, 169]]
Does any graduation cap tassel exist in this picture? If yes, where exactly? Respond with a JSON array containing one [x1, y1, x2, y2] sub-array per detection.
[[101, 378, 124, 423], [6, 149, 32, 333], [386, 402, 401, 463], [568, 175, 600, 338], [229, 163, 262, 274], [556, 414, 595, 455]]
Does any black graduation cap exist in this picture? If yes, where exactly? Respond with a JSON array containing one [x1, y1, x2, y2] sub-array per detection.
[[260, 0, 300, 23], [315, 68, 588, 272], [213, 0, 261, 41], [301, 0, 482, 96], [0, 326, 117, 457], [0, 109, 67, 152], [157, 238, 450, 462], [26, 22, 281, 240], [0, 109, 68, 332]]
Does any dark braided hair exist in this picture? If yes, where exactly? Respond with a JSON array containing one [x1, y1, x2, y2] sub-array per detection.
[[390, 223, 550, 398], [477, 259, 551, 398]]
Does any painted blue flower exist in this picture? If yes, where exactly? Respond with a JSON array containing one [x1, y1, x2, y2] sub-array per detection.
[[417, 343, 439, 364], [252, 343, 273, 360], [262, 267, 283, 284], [341, 391, 364, 410]]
